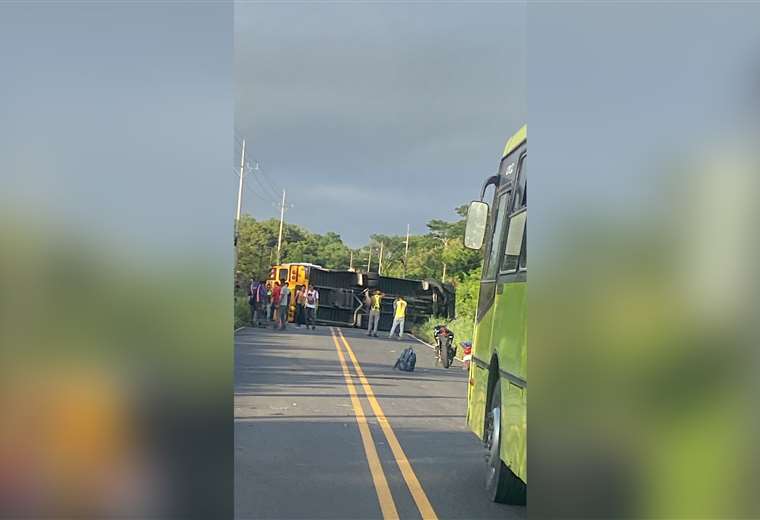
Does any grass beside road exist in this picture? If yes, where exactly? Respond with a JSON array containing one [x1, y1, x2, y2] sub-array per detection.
[[235, 295, 250, 328]]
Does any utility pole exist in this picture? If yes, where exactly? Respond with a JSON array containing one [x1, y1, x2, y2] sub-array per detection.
[[349, 250, 354, 271], [378, 242, 384, 275], [434, 235, 449, 283], [276, 189, 286, 265], [442, 236, 449, 283], [403, 224, 410, 277], [234, 139, 246, 268], [367, 246, 372, 272]]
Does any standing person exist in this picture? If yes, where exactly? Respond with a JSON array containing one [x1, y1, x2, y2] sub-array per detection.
[[305, 285, 319, 330], [294, 285, 306, 328], [366, 290, 382, 337], [389, 295, 407, 339], [255, 280, 268, 327], [249, 278, 257, 298], [248, 279, 258, 326], [271, 281, 282, 329], [278, 282, 290, 330], [266, 282, 274, 321]]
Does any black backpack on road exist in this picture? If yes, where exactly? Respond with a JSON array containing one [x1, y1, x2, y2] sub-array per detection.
[[394, 347, 416, 372]]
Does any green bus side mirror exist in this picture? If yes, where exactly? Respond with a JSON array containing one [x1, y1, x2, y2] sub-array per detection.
[[464, 201, 489, 250]]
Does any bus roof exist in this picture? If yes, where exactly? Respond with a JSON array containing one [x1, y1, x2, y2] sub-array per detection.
[[502, 124, 527, 159], [276, 262, 323, 269]]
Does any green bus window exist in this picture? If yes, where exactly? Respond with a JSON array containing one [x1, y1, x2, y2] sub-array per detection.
[[501, 154, 527, 273], [501, 211, 526, 272], [514, 154, 527, 210], [484, 192, 510, 280]]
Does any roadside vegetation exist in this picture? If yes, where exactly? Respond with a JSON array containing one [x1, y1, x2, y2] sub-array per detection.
[[234, 296, 251, 329], [410, 267, 480, 347]]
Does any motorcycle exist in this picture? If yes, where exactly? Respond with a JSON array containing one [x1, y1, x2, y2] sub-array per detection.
[[433, 324, 455, 368]]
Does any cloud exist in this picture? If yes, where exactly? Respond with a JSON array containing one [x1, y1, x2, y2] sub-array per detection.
[[235, 2, 526, 245]]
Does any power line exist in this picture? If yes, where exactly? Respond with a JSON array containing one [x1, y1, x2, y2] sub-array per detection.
[[259, 170, 281, 199], [251, 172, 280, 201], [245, 179, 278, 205], [233, 155, 281, 201], [233, 168, 279, 206], [245, 161, 281, 203], [251, 160, 281, 199], [230, 136, 286, 212]]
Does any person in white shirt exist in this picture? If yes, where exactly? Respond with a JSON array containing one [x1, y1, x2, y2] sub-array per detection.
[[304, 286, 319, 330], [278, 283, 290, 330]]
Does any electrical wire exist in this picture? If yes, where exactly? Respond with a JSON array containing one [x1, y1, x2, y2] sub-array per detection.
[[233, 168, 279, 207], [251, 173, 280, 201], [245, 179, 278, 205], [256, 166, 282, 199], [232, 134, 283, 204], [237, 161, 280, 202], [245, 159, 281, 201]]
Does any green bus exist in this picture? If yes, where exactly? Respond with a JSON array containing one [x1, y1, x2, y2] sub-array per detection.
[[464, 125, 527, 504]]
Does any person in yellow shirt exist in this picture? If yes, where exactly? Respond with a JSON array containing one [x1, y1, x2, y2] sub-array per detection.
[[366, 290, 382, 337], [389, 296, 407, 339]]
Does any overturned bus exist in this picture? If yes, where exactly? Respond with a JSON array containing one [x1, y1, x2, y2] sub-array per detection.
[[268, 263, 455, 331]]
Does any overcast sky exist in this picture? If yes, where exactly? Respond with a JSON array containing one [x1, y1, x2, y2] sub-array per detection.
[[235, 1, 526, 247]]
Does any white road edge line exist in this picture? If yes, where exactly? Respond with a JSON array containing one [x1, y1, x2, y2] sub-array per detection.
[[234, 326, 246, 333], [407, 333, 463, 363]]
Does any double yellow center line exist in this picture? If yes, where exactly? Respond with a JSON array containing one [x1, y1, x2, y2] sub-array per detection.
[[330, 327, 438, 520]]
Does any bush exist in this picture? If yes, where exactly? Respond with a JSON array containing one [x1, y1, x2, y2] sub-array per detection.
[[453, 268, 481, 320], [234, 296, 252, 329]]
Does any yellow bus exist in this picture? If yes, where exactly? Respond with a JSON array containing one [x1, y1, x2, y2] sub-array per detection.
[[268, 263, 317, 322]]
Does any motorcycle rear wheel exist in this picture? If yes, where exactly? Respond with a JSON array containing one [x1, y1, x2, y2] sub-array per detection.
[[440, 338, 451, 368]]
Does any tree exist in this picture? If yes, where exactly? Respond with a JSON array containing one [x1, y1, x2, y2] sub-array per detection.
[[236, 203, 481, 284], [236, 216, 353, 278], [426, 207, 479, 282]]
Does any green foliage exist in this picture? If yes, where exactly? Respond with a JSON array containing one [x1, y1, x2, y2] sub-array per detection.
[[452, 267, 482, 320], [236, 205, 482, 282], [234, 296, 251, 328], [236, 216, 353, 279], [442, 239, 482, 277], [411, 266, 481, 349]]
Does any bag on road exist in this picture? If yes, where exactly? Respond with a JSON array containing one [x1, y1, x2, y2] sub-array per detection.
[[394, 347, 416, 372]]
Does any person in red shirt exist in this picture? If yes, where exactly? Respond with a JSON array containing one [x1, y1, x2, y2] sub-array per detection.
[[271, 281, 282, 329]]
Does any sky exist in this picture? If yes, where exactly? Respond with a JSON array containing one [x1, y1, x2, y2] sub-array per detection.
[[234, 1, 526, 247], [528, 2, 760, 244], [0, 2, 232, 263], [1, 1, 753, 259]]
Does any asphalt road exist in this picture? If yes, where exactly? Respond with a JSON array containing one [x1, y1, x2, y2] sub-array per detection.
[[235, 324, 526, 520]]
